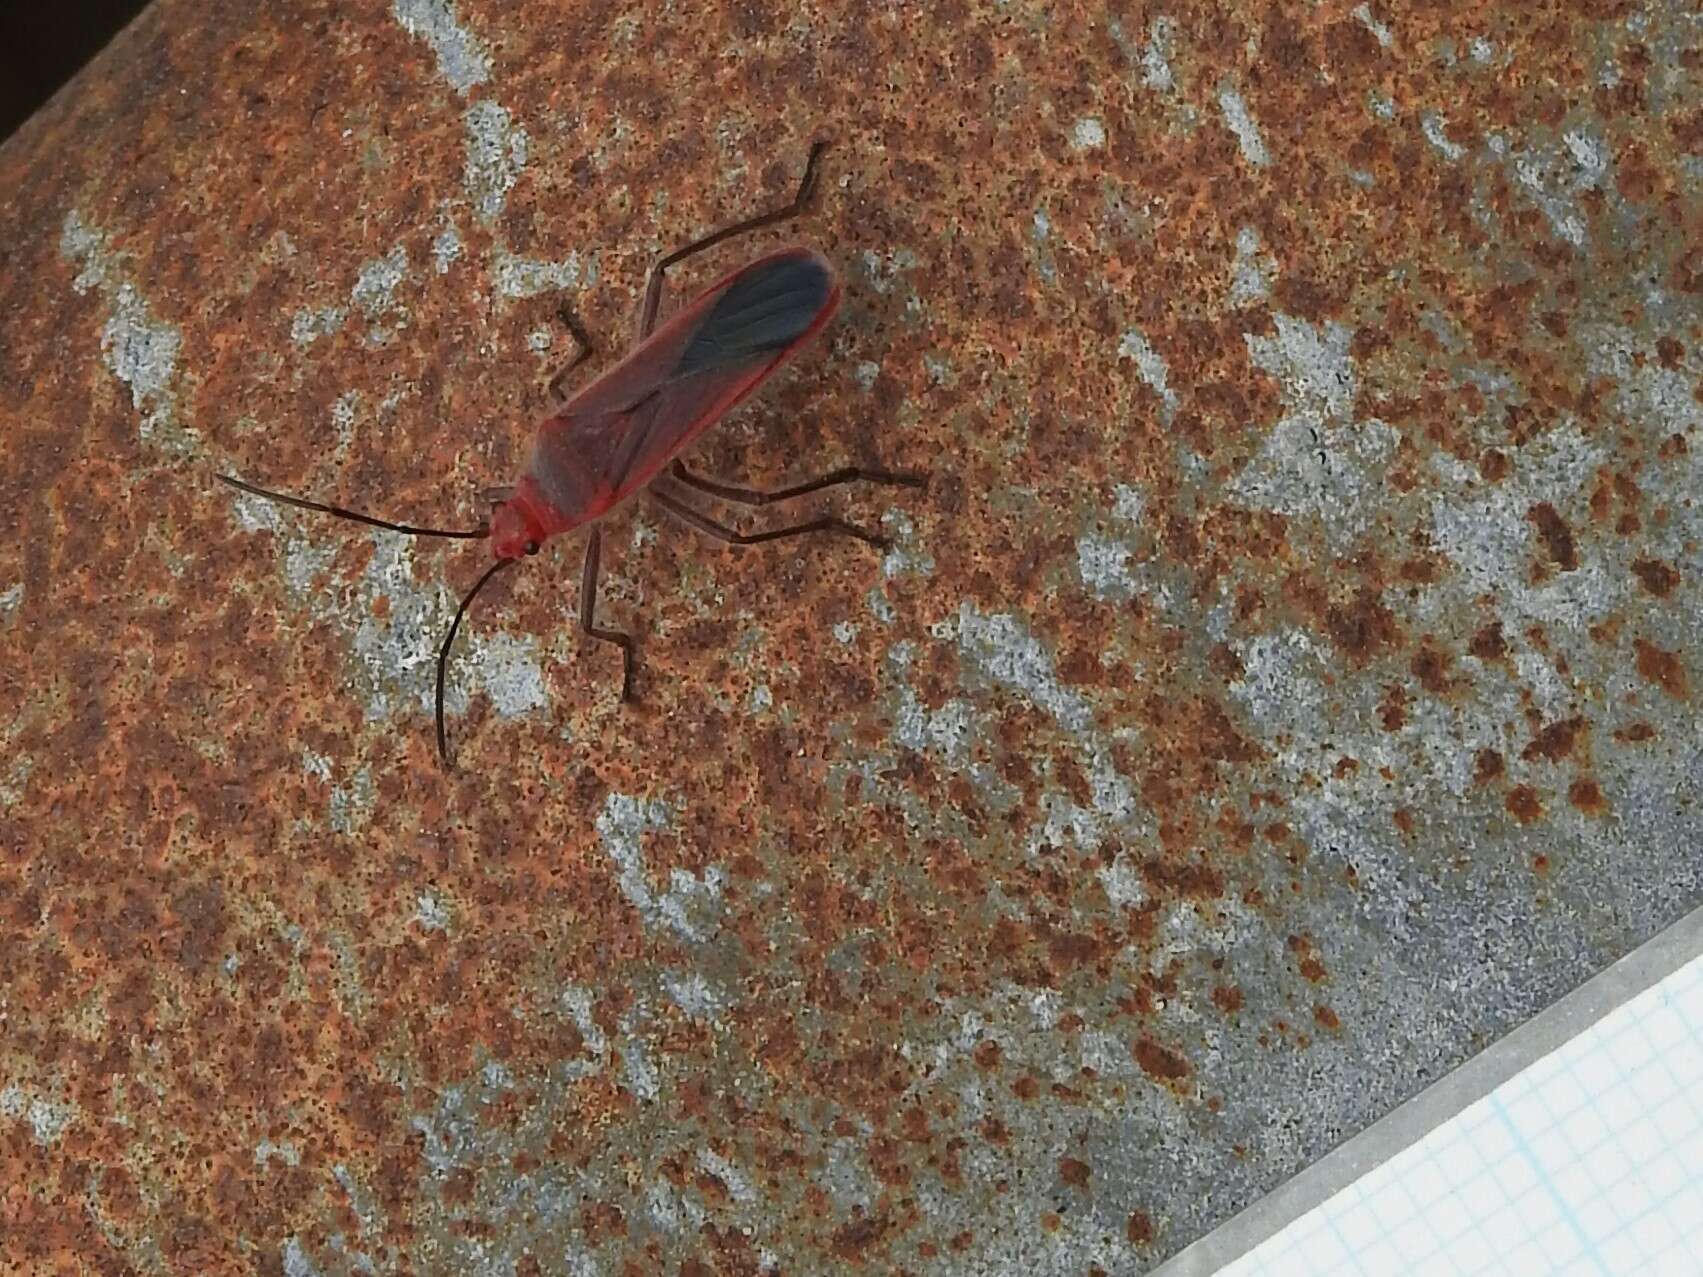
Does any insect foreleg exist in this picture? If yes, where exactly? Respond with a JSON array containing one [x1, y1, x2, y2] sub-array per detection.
[[579, 527, 636, 701]]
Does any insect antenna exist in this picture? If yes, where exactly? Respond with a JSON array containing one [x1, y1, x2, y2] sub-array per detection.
[[436, 557, 517, 765], [218, 474, 489, 539]]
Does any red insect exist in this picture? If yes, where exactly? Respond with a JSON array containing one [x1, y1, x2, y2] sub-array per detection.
[[221, 143, 922, 763]]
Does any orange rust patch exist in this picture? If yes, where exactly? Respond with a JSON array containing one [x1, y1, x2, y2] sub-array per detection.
[[1131, 1038, 1191, 1083], [1142, 857, 1227, 901], [1505, 786, 1544, 825], [1313, 1005, 1341, 1031], [1379, 684, 1409, 731], [1212, 985, 1245, 1015], [1289, 933, 1329, 984], [830, 1212, 891, 1263], [1631, 558, 1680, 597], [1325, 589, 1400, 664], [1470, 621, 1510, 662], [1058, 1157, 1090, 1188], [1522, 716, 1586, 764], [1568, 777, 1609, 816], [1634, 639, 1689, 699], [1474, 749, 1506, 785], [1411, 643, 1454, 694], [1528, 503, 1579, 571], [1127, 1211, 1155, 1246]]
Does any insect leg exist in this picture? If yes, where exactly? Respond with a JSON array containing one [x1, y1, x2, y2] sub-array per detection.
[[545, 302, 598, 403], [651, 485, 887, 549], [670, 459, 926, 507], [636, 140, 828, 341], [579, 527, 636, 701]]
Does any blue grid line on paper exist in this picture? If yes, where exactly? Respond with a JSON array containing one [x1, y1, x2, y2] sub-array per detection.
[[1218, 953, 1703, 1277], [1488, 1094, 1608, 1277]]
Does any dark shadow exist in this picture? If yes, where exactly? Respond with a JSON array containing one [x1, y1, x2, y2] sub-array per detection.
[[1, 3, 152, 142]]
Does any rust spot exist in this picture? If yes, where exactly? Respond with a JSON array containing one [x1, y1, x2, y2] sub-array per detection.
[[1211, 985, 1244, 1014], [1131, 1038, 1191, 1082], [1631, 558, 1680, 597], [1532, 854, 1551, 875], [1522, 716, 1585, 764], [1379, 684, 1408, 731], [1325, 589, 1400, 663], [1634, 639, 1689, 699], [1058, 1157, 1090, 1188], [1289, 934, 1329, 983], [1505, 785, 1543, 825], [831, 1212, 891, 1262], [972, 1039, 1001, 1071], [1141, 857, 1226, 901], [1127, 1211, 1155, 1246], [1313, 1005, 1341, 1031], [1470, 621, 1510, 661], [1614, 721, 1657, 742], [1527, 503, 1578, 571], [1411, 643, 1454, 694], [1474, 749, 1506, 784], [1568, 777, 1608, 816]]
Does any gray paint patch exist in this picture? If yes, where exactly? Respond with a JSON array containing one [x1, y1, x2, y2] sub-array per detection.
[[60, 210, 193, 452], [1077, 531, 1137, 601], [0, 1085, 77, 1146], [351, 246, 409, 318], [492, 248, 587, 299], [1072, 117, 1107, 151], [391, 0, 490, 97], [464, 100, 529, 223], [1141, 17, 1177, 91], [1230, 226, 1274, 305], [595, 792, 725, 943], [290, 305, 347, 345], [1217, 86, 1270, 167], [467, 631, 549, 718], [1119, 327, 1179, 422], [432, 223, 464, 274]]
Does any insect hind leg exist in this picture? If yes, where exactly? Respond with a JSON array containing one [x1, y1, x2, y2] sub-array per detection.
[[670, 459, 926, 507], [651, 485, 887, 550], [635, 141, 828, 342]]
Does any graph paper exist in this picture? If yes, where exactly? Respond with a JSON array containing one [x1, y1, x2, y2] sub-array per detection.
[[1205, 948, 1703, 1276]]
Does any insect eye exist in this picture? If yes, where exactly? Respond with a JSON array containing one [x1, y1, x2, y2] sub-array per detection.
[[524, 541, 540, 556]]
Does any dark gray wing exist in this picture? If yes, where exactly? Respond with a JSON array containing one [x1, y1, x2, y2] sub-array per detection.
[[672, 251, 836, 379]]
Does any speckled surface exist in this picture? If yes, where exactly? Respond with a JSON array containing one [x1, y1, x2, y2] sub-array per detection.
[[1, 1, 1700, 1273]]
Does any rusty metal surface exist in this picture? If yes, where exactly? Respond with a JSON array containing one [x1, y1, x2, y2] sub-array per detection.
[[2, 0, 1700, 1271]]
